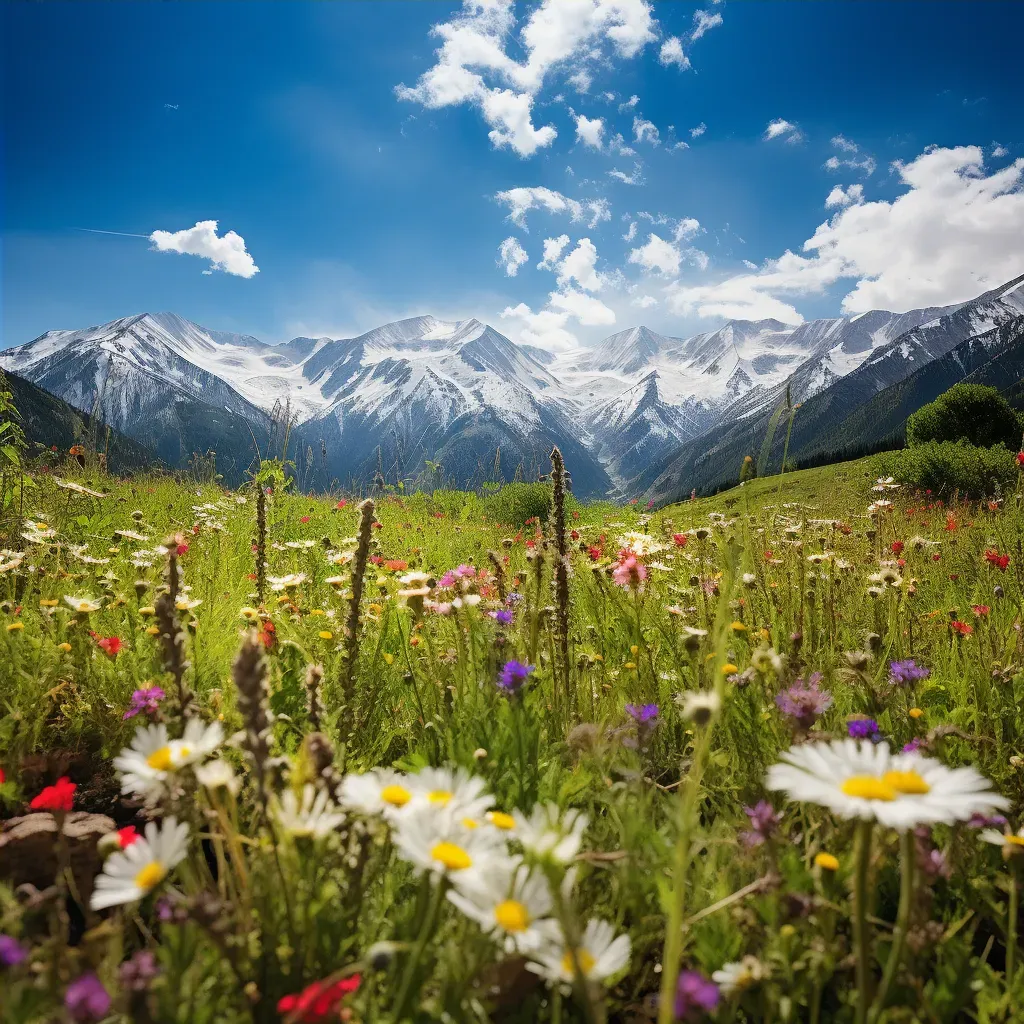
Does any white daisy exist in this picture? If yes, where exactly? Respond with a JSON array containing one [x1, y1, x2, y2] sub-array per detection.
[[712, 956, 768, 996], [90, 817, 189, 910], [114, 719, 223, 803], [617, 532, 666, 557], [267, 573, 306, 592], [392, 804, 506, 892], [980, 826, 1024, 859], [676, 690, 722, 725], [405, 767, 494, 820], [195, 758, 241, 796], [64, 594, 102, 613], [274, 784, 346, 839], [447, 862, 559, 954], [338, 768, 418, 819], [526, 918, 631, 987], [513, 803, 588, 865], [766, 739, 1009, 830]]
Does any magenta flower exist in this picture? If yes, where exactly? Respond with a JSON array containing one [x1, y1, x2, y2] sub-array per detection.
[[739, 800, 780, 847], [0, 934, 27, 967], [498, 660, 534, 695], [65, 973, 111, 1022], [775, 673, 832, 730], [124, 685, 166, 720], [675, 969, 720, 1018]]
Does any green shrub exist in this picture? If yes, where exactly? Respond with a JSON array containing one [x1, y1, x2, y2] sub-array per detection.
[[906, 383, 1021, 449], [873, 441, 1016, 498], [482, 481, 579, 527]]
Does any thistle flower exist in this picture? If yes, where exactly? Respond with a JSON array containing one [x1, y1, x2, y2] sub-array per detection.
[[498, 659, 534, 695], [775, 673, 832, 730]]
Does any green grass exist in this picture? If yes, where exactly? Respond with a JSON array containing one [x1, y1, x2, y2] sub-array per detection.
[[2, 451, 1024, 1023]]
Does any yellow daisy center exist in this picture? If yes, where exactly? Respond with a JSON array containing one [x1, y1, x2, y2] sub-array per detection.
[[561, 948, 596, 977], [430, 841, 472, 871], [883, 770, 930, 794], [494, 899, 530, 932], [1006, 835, 1024, 847], [380, 784, 411, 807], [461, 818, 478, 829], [134, 861, 167, 891], [147, 746, 174, 771], [840, 770, 931, 801], [78, 602, 92, 612], [488, 811, 516, 830], [428, 790, 453, 806]]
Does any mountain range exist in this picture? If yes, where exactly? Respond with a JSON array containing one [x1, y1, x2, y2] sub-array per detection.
[[2, 272, 1023, 500]]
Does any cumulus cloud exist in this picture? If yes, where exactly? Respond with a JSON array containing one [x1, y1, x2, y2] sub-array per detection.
[[764, 119, 803, 143], [691, 9, 723, 40], [500, 303, 579, 352], [149, 220, 259, 278], [549, 287, 616, 324], [618, 93, 640, 112], [632, 293, 658, 308], [608, 163, 644, 185], [665, 144, 1024, 322], [992, 142, 1009, 158], [659, 36, 690, 70], [538, 234, 571, 270], [825, 183, 864, 208], [633, 116, 660, 146], [395, 0, 657, 157], [610, 132, 635, 156], [567, 69, 592, 92], [689, 121, 707, 138], [628, 232, 682, 276], [574, 112, 605, 148], [555, 237, 604, 291], [494, 186, 610, 230], [497, 236, 529, 276]]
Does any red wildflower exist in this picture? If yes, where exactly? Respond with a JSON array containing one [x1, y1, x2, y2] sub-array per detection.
[[972, 605, 990, 617], [30, 776, 76, 812], [384, 559, 408, 572], [278, 974, 361, 1022], [300, 516, 311, 524], [0, 768, 5, 785], [525, 539, 536, 549], [891, 541, 904, 555], [932, 553, 941, 562], [945, 514, 958, 532], [587, 545, 602, 561], [370, 554, 384, 565], [117, 826, 140, 848], [950, 620, 973, 636], [336, 500, 348, 510], [1016, 451, 1024, 467], [673, 533, 689, 547], [570, 529, 579, 540], [94, 634, 123, 658], [258, 620, 276, 650], [985, 550, 1010, 571]]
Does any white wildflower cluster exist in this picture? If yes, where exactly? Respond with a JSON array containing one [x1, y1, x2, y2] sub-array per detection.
[[338, 766, 630, 985]]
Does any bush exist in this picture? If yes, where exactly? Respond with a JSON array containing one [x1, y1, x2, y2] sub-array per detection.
[[906, 383, 1021, 450], [872, 441, 1017, 498], [482, 481, 578, 527]]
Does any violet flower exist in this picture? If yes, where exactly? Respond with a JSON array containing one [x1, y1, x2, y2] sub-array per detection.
[[675, 970, 720, 1019], [65, 973, 111, 1023], [847, 718, 879, 741], [890, 659, 930, 687], [739, 800, 780, 847], [0, 934, 27, 967], [123, 684, 165, 720], [497, 660, 534, 695], [775, 673, 832, 730]]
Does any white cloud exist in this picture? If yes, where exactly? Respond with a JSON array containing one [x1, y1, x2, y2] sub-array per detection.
[[395, 0, 657, 158], [623, 220, 637, 241], [825, 183, 864, 208], [555, 237, 604, 291], [497, 236, 529, 276], [831, 134, 858, 153], [764, 118, 803, 143], [632, 293, 658, 308], [689, 121, 707, 138], [610, 132, 635, 156], [567, 69, 592, 92], [992, 142, 1009, 158], [664, 144, 1024, 321], [742, 259, 757, 269], [500, 303, 579, 352], [691, 9, 723, 40], [608, 163, 644, 185], [618, 93, 639, 112], [659, 36, 691, 70], [549, 287, 616, 324], [628, 232, 681, 276], [673, 217, 702, 242], [633, 115, 660, 146], [538, 234, 571, 271], [824, 135, 876, 176], [494, 186, 610, 229], [574, 112, 605, 148], [149, 220, 259, 278]]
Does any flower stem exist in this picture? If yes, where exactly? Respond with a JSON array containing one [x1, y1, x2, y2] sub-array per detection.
[[391, 877, 446, 1023], [1008, 867, 1019, 988], [853, 820, 874, 1024], [869, 829, 914, 1022]]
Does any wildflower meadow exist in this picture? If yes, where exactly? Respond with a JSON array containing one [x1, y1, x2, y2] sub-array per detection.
[[3, 445, 1024, 1024]]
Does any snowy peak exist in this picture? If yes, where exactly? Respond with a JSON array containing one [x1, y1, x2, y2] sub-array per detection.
[[581, 325, 668, 374]]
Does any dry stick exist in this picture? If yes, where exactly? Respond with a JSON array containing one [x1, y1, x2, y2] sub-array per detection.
[[549, 446, 572, 722], [156, 542, 193, 717], [255, 486, 268, 607], [340, 498, 376, 729]]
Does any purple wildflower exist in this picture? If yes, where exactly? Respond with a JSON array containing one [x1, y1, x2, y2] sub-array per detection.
[[847, 718, 879, 740], [0, 934, 27, 967], [123, 685, 165, 720], [625, 703, 659, 723], [739, 800, 780, 848], [890, 659, 930, 687], [437, 571, 457, 589], [497, 660, 534, 695], [119, 949, 160, 992], [506, 591, 524, 604], [775, 673, 832, 730], [65, 973, 111, 1023], [489, 609, 514, 626], [455, 564, 476, 578], [967, 812, 1009, 830], [675, 970, 720, 1019], [902, 739, 925, 754]]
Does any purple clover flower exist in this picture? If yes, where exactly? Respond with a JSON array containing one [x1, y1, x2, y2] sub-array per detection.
[[65, 973, 111, 1023], [123, 685, 166, 720], [675, 969, 720, 1019], [0, 934, 27, 967], [739, 800, 780, 847], [489, 609, 514, 626], [497, 660, 534, 695], [625, 703, 659, 723], [119, 949, 160, 992], [847, 718, 879, 740], [968, 812, 1009, 830], [775, 673, 832, 730], [890, 659, 930, 687], [437, 570, 457, 589]]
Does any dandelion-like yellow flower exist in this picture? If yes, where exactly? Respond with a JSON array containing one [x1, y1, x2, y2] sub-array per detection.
[[909, 707, 924, 719], [814, 852, 840, 871]]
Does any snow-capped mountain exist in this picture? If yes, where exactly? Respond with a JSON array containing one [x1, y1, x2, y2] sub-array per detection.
[[3, 273, 1022, 497]]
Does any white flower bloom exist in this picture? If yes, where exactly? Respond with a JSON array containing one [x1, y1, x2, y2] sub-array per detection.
[[393, 804, 506, 892], [338, 768, 418, 819], [405, 767, 494, 820], [274, 784, 346, 839], [268, 573, 306, 592], [980, 826, 1024, 857], [195, 758, 241, 796], [617, 532, 666, 557], [767, 739, 1008, 830], [527, 918, 631, 987], [64, 595, 102, 613], [91, 817, 189, 910], [713, 956, 768, 996], [513, 803, 588, 864], [676, 690, 721, 724], [114, 719, 223, 803], [447, 862, 559, 953]]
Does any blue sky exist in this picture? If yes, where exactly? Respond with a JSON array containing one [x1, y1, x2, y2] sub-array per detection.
[[3, 0, 1023, 352]]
